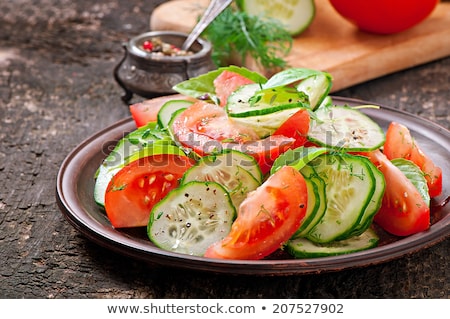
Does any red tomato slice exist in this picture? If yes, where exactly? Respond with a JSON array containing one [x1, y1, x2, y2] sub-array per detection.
[[223, 135, 295, 175], [171, 100, 260, 155], [130, 99, 163, 127], [104, 154, 195, 228], [171, 101, 294, 174], [366, 150, 430, 236], [384, 122, 442, 197], [130, 95, 195, 127], [204, 166, 308, 260], [273, 109, 310, 149], [213, 70, 254, 107], [415, 152, 443, 198]]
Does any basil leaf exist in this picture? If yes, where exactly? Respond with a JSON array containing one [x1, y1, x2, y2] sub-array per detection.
[[172, 66, 267, 100], [270, 146, 328, 174], [263, 68, 331, 89], [391, 158, 430, 206]]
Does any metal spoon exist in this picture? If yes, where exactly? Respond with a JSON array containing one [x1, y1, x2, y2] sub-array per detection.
[[181, 0, 233, 51]]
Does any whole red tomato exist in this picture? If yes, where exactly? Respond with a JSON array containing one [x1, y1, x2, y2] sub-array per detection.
[[329, 0, 440, 34]]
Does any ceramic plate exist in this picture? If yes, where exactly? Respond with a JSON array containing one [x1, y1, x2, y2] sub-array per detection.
[[56, 96, 450, 275]]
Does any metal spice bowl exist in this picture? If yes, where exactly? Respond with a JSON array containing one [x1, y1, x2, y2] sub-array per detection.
[[114, 31, 215, 103]]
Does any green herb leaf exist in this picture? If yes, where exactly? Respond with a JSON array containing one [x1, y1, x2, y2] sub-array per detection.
[[391, 158, 430, 206], [172, 65, 267, 100], [202, 7, 293, 71], [263, 68, 332, 89], [270, 146, 328, 174]]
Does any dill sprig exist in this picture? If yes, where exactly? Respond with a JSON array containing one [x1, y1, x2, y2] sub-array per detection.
[[202, 7, 293, 71]]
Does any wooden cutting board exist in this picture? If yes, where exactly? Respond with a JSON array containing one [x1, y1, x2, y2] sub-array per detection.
[[151, 0, 450, 92]]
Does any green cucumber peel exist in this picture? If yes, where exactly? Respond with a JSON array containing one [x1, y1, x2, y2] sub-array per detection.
[[248, 85, 309, 108], [226, 83, 311, 119], [98, 122, 171, 172], [308, 105, 385, 151], [270, 146, 328, 175], [123, 143, 186, 167], [93, 130, 183, 208], [286, 228, 379, 258], [157, 99, 193, 129]]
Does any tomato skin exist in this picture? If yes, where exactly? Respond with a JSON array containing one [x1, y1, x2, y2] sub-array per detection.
[[384, 122, 442, 197], [329, 0, 439, 34], [213, 70, 254, 107], [383, 122, 415, 159], [273, 109, 310, 149], [104, 154, 195, 228], [130, 99, 163, 127], [171, 101, 294, 174], [223, 135, 295, 175], [171, 101, 260, 155], [365, 150, 430, 236], [204, 166, 308, 260], [416, 153, 443, 198], [130, 95, 196, 127]]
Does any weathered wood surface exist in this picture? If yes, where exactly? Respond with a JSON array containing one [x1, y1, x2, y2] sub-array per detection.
[[0, 0, 449, 298]]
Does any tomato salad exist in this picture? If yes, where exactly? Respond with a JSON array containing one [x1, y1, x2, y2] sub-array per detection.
[[94, 66, 443, 260]]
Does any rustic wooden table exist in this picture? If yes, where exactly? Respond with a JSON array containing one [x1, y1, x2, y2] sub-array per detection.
[[1, 0, 448, 298]]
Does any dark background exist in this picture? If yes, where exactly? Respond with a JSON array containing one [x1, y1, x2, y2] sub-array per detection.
[[1, 0, 448, 298]]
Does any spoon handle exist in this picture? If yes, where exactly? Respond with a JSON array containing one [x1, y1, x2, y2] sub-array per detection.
[[181, 0, 233, 51]]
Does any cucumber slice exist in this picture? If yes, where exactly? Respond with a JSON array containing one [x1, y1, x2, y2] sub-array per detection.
[[157, 99, 193, 129], [318, 95, 333, 108], [261, 68, 332, 111], [308, 105, 385, 151], [222, 149, 263, 184], [167, 107, 186, 141], [226, 84, 309, 137], [148, 181, 236, 256], [306, 153, 375, 243], [166, 107, 199, 158], [226, 83, 309, 118], [237, 0, 315, 36], [347, 162, 385, 237], [295, 73, 333, 110], [293, 165, 327, 238], [286, 228, 379, 258], [181, 151, 261, 209], [231, 107, 307, 138], [93, 123, 174, 207], [291, 177, 320, 238]]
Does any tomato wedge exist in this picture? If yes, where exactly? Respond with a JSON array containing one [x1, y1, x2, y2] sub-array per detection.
[[171, 101, 260, 155], [204, 166, 308, 260], [272, 108, 310, 149], [365, 150, 430, 236], [130, 99, 164, 127], [130, 95, 195, 127], [171, 101, 295, 174], [213, 70, 254, 107], [383, 122, 442, 197], [222, 135, 295, 175], [104, 154, 195, 228]]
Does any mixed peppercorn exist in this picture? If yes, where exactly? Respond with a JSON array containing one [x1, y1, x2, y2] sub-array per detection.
[[141, 37, 193, 57]]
